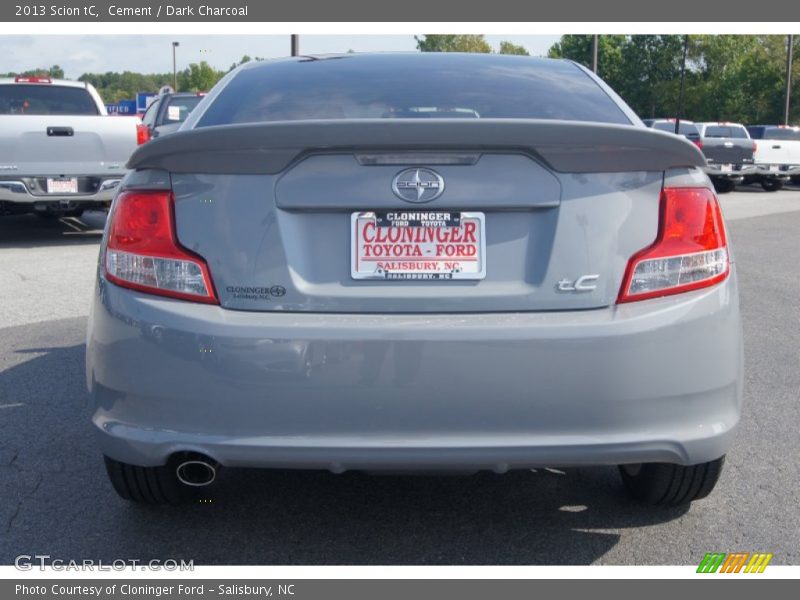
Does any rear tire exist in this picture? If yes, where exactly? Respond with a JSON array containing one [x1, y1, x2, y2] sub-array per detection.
[[712, 179, 736, 194], [761, 179, 784, 192], [104, 456, 192, 505], [619, 456, 725, 506]]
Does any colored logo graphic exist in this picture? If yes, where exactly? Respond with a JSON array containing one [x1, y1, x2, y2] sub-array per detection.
[[697, 552, 773, 573]]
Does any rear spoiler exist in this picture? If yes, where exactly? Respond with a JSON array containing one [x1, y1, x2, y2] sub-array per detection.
[[127, 119, 706, 175]]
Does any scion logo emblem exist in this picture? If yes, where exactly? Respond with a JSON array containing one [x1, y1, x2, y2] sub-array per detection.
[[392, 168, 445, 203]]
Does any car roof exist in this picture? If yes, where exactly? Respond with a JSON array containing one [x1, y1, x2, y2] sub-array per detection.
[[645, 118, 696, 124], [0, 77, 88, 88], [237, 52, 579, 74]]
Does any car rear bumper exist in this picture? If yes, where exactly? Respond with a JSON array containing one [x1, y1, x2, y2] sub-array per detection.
[[703, 164, 755, 180], [0, 176, 121, 211], [752, 164, 800, 177], [86, 274, 743, 471]]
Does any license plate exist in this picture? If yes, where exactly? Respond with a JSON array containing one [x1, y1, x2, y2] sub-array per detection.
[[351, 211, 486, 280], [47, 177, 78, 194], [720, 164, 733, 173], [769, 165, 780, 172]]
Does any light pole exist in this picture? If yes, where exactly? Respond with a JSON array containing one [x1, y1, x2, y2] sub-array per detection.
[[291, 34, 299, 57], [591, 35, 598, 73], [785, 34, 794, 125], [172, 41, 180, 91], [675, 35, 690, 135]]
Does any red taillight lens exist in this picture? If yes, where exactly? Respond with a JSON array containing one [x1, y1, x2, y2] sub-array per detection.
[[752, 141, 758, 153], [618, 187, 729, 303], [136, 123, 151, 145], [15, 76, 52, 84], [693, 139, 703, 150], [105, 191, 218, 304]]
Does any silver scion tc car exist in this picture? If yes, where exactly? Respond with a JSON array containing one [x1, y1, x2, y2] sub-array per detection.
[[86, 53, 743, 506]]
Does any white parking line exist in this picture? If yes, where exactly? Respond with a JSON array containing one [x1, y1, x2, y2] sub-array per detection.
[[0, 403, 25, 409]]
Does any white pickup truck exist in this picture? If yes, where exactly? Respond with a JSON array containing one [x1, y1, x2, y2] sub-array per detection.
[[0, 76, 141, 217], [746, 125, 800, 189]]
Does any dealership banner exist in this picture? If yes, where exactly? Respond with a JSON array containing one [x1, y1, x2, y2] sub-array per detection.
[[4, 579, 799, 599], [2, 0, 800, 22]]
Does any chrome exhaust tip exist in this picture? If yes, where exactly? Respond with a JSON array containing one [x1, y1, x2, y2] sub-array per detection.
[[175, 457, 217, 487]]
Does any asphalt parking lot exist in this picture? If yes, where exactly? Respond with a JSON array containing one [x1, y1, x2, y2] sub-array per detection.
[[1, 188, 799, 566]]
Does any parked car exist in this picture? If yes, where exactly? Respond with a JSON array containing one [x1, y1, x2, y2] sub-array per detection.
[[87, 54, 741, 507], [694, 122, 757, 193], [747, 125, 800, 188], [139, 92, 206, 141], [0, 76, 142, 217], [644, 119, 758, 193], [642, 118, 702, 145]]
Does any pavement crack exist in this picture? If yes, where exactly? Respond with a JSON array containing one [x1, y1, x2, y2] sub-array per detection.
[[6, 473, 43, 533], [6, 501, 22, 533]]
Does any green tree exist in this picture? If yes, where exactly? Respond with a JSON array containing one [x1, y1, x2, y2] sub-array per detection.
[[415, 34, 492, 53], [547, 34, 800, 124], [548, 35, 626, 86], [498, 41, 529, 56], [178, 61, 224, 93], [1, 64, 66, 79], [228, 54, 263, 71], [617, 35, 685, 119]]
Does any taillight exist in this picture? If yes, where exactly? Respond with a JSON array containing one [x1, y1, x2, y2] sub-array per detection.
[[752, 141, 758, 153], [15, 76, 52, 84], [693, 139, 703, 150], [136, 123, 151, 145], [618, 187, 729, 303], [104, 191, 218, 304]]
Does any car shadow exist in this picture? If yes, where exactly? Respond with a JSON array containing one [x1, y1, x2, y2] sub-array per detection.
[[731, 184, 789, 194], [0, 319, 688, 566], [0, 212, 106, 249]]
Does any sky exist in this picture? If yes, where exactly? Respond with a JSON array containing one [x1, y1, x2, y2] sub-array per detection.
[[0, 35, 561, 78]]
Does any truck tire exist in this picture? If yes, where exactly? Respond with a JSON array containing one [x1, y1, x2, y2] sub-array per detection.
[[761, 179, 784, 192], [104, 456, 190, 505], [712, 179, 736, 194], [618, 456, 725, 506]]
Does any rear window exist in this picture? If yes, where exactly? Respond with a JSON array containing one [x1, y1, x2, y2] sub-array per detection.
[[759, 127, 800, 141], [0, 84, 99, 115], [162, 95, 203, 124], [703, 125, 748, 139], [652, 121, 699, 137], [197, 54, 631, 127]]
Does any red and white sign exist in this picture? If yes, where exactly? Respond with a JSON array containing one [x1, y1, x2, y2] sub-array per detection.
[[351, 211, 486, 280]]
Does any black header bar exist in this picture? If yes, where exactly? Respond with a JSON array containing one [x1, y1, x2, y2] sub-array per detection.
[[3, 0, 800, 22]]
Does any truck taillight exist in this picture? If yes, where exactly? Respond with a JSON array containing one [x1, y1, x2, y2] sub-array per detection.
[[104, 191, 218, 304], [693, 139, 703, 150], [752, 141, 758, 153], [136, 123, 151, 145], [14, 76, 51, 83], [618, 187, 729, 303]]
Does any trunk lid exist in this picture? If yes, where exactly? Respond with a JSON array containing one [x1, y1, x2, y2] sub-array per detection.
[[129, 119, 705, 313]]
